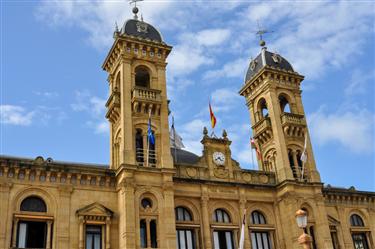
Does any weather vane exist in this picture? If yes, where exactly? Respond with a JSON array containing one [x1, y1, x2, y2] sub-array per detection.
[[128, 0, 144, 19], [255, 20, 274, 47]]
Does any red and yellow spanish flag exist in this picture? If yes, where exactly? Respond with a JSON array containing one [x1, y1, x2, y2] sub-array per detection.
[[209, 102, 217, 129]]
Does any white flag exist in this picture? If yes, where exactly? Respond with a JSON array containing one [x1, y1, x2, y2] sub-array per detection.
[[238, 210, 246, 249]]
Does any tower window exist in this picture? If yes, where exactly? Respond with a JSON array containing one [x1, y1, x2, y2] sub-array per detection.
[[135, 129, 144, 163], [258, 98, 269, 118], [135, 66, 150, 88], [279, 95, 291, 113]]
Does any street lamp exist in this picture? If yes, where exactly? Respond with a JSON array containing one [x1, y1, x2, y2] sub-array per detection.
[[295, 209, 312, 249]]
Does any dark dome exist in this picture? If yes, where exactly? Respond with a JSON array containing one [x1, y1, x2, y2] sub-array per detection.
[[245, 49, 294, 83], [121, 19, 163, 43], [171, 148, 200, 165]]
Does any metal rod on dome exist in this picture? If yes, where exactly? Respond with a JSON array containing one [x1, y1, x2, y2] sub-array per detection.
[[254, 20, 274, 47], [128, 0, 144, 19]]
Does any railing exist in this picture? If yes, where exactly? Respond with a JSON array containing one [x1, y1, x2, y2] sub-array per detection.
[[281, 113, 305, 126], [136, 148, 157, 167], [132, 86, 161, 102], [252, 117, 272, 135]]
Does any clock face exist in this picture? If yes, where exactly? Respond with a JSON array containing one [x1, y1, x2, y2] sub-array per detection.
[[213, 152, 225, 166]]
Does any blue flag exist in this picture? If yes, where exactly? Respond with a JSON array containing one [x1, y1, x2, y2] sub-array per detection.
[[148, 116, 155, 145]]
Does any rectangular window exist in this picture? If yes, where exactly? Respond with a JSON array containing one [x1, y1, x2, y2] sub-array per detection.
[[330, 231, 340, 249], [352, 233, 369, 249], [251, 231, 272, 249], [213, 230, 233, 249], [140, 219, 147, 248], [150, 219, 157, 248], [17, 221, 47, 248], [86, 225, 102, 249], [177, 229, 195, 249]]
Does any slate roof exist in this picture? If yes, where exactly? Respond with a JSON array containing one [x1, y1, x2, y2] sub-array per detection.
[[245, 48, 294, 83], [171, 148, 200, 165], [121, 19, 163, 43]]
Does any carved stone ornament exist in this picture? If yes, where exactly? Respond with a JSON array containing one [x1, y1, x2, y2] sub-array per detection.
[[136, 21, 148, 33], [214, 166, 228, 178], [259, 174, 269, 184], [186, 167, 197, 178], [250, 59, 257, 71], [272, 53, 282, 64], [242, 172, 252, 182]]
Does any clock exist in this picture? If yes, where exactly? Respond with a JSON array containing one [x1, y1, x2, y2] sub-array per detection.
[[213, 152, 225, 166]]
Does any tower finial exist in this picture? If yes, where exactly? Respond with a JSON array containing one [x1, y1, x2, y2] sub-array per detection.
[[255, 20, 274, 47], [128, 0, 144, 20]]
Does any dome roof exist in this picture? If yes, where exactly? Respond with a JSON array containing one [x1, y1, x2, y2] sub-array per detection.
[[171, 148, 200, 165], [120, 19, 163, 43], [245, 48, 294, 83]]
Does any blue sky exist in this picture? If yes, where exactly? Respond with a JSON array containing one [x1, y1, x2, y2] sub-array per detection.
[[1, 1, 374, 190]]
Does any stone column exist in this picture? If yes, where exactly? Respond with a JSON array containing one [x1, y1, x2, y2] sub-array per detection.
[[146, 218, 151, 247], [78, 217, 84, 249], [106, 217, 111, 249], [11, 218, 19, 247], [46, 220, 52, 249], [201, 196, 212, 249]]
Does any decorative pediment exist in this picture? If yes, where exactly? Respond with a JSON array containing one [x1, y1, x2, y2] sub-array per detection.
[[76, 202, 114, 218], [328, 215, 340, 225]]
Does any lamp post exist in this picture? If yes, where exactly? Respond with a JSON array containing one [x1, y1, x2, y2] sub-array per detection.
[[295, 209, 312, 249]]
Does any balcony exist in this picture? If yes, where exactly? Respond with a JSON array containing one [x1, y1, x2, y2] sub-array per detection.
[[105, 90, 121, 123], [252, 117, 273, 145], [281, 113, 306, 137], [132, 87, 162, 116], [132, 86, 161, 103]]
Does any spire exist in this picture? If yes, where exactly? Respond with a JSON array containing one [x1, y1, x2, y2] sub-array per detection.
[[129, 0, 144, 20], [255, 20, 273, 48]]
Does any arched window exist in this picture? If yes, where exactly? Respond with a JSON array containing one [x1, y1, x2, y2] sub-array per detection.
[[349, 214, 369, 249], [135, 66, 150, 88], [350, 214, 365, 227], [139, 196, 157, 248], [175, 207, 195, 249], [250, 211, 266, 225], [279, 95, 291, 113], [135, 129, 144, 164], [258, 98, 269, 118], [175, 207, 192, 221], [249, 211, 273, 249], [212, 209, 233, 249], [212, 209, 231, 223], [20, 196, 47, 212]]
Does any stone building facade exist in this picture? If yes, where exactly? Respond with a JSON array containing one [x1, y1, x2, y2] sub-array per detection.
[[0, 11, 374, 249]]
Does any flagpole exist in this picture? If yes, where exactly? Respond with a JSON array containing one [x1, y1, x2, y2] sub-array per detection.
[[251, 146, 255, 170], [146, 133, 149, 167]]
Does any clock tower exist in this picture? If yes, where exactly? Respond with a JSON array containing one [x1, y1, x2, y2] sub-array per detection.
[[201, 129, 239, 181]]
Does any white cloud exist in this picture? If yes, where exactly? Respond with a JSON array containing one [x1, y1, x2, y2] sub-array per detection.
[[203, 58, 248, 81], [239, 1, 375, 79], [211, 88, 241, 113], [33, 91, 59, 98], [309, 107, 374, 154], [71, 90, 108, 134], [35, 1, 174, 49], [0, 105, 35, 126], [345, 69, 375, 96], [195, 29, 231, 47]]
